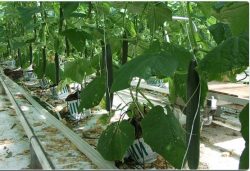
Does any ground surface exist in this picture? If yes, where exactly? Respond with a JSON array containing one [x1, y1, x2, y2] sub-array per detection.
[[199, 123, 244, 170], [0, 93, 30, 169]]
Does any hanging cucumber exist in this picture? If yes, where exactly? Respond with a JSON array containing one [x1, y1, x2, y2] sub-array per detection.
[[100, 41, 105, 73], [100, 41, 113, 111], [185, 59, 200, 169], [18, 48, 22, 68], [88, 2, 92, 18], [42, 47, 46, 77], [33, 14, 37, 40], [7, 39, 11, 56], [105, 43, 113, 111], [54, 52, 60, 85], [29, 44, 33, 65], [65, 37, 70, 57], [121, 31, 128, 65]]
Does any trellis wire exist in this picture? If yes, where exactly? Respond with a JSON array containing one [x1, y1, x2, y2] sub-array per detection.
[[102, 11, 112, 113], [180, 2, 201, 169]]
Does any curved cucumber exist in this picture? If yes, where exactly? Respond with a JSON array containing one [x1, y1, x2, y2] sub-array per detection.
[[185, 59, 200, 169]]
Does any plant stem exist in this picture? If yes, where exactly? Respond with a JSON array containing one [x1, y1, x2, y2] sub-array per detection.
[[138, 90, 154, 108], [129, 88, 144, 118], [186, 2, 198, 52], [135, 78, 141, 102]]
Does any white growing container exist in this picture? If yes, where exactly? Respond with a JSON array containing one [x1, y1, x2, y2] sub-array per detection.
[[8, 60, 16, 69], [39, 79, 49, 89], [50, 86, 69, 100], [24, 71, 37, 81], [67, 99, 91, 120], [127, 138, 157, 164]]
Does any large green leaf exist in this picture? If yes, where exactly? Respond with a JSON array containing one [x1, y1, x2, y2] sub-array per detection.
[[111, 42, 193, 92], [198, 33, 249, 80], [127, 2, 148, 14], [146, 4, 172, 33], [78, 75, 106, 110], [209, 23, 232, 44], [33, 52, 45, 79], [169, 73, 187, 104], [141, 105, 186, 168], [95, 2, 110, 15], [62, 29, 91, 52], [17, 6, 41, 25], [111, 2, 147, 15], [63, 58, 94, 83], [239, 104, 249, 169], [45, 62, 64, 85], [97, 120, 135, 161], [213, 2, 249, 36], [196, 2, 215, 18], [11, 40, 26, 50], [61, 2, 79, 18]]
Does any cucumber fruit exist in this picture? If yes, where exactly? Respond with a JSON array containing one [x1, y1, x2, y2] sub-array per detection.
[[54, 52, 60, 85], [185, 59, 200, 169], [29, 44, 33, 65], [105, 43, 113, 111], [121, 31, 128, 65], [42, 47, 46, 77]]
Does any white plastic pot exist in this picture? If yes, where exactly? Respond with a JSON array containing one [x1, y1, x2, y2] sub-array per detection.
[[39, 79, 49, 89], [9, 60, 16, 69], [4, 60, 16, 69], [127, 138, 157, 164], [67, 99, 91, 120], [24, 71, 37, 81], [50, 86, 69, 100]]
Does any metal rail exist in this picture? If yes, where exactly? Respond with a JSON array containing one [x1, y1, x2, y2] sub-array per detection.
[[207, 91, 248, 106]]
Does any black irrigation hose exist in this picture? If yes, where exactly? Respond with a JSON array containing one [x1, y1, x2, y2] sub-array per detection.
[[0, 76, 55, 169], [236, 71, 249, 83]]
